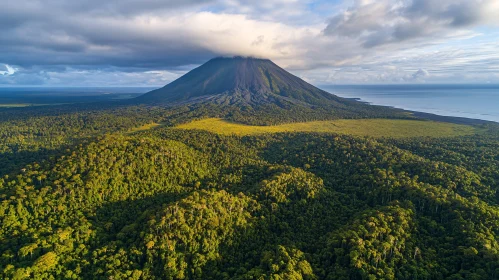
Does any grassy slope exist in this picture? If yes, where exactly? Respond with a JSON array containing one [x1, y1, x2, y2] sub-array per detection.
[[126, 122, 162, 134], [176, 118, 478, 138]]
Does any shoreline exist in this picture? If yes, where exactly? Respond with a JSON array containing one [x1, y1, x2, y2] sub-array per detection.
[[408, 110, 495, 125], [342, 96, 498, 125]]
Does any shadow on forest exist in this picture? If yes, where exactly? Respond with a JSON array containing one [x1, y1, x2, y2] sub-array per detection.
[[90, 191, 191, 246], [198, 185, 345, 279], [80, 143, 350, 278], [0, 145, 73, 176], [197, 163, 348, 278]]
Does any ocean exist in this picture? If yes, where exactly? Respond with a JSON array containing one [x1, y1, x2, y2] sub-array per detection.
[[321, 84, 499, 123], [0, 87, 156, 105]]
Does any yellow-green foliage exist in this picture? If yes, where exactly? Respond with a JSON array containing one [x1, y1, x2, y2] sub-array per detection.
[[175, 118, 478, 138], [127, 122, 161, 134]]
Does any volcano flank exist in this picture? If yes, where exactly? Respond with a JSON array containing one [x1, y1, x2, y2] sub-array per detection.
[[135, 56, 410, 124], [136, 56, 349, 106]]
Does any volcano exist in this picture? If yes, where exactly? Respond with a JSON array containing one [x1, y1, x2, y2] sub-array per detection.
[[136, 56, 347, 106]]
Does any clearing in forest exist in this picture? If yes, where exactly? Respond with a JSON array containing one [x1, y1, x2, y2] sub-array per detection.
[[127, 122, 162, 134], [176, 118, 478, 138]]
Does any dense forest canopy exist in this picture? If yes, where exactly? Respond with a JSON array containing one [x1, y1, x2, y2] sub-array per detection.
[[0, 99, 498, 280], [1, 57, 499, 279]]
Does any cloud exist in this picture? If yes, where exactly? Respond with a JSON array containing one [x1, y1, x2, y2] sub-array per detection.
[[0, 0, 498, 85], [0, 6, 316, 69], [0, 65, 182, 86], [251, 35, 265, 46], [412, 68, 429, 80], [292, 36, 499, 85], [0, 64, 17, 76], [324, 0, 499, 48]]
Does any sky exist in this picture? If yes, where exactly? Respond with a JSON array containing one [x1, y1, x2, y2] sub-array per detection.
[[0, 0, 498, 87]]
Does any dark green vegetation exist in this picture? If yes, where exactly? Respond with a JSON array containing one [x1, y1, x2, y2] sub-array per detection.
[[1, 57, 499, 279], [1, 103, 498, 279]]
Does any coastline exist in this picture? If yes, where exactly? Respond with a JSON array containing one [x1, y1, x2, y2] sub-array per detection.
[[408, 110, 495, 125], [340, 95, 498, 125]]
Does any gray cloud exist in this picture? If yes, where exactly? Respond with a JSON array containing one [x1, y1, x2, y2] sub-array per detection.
[[0, 1, 218, 68], [412, 68, 430, 80], [0, 65, 8, 75], [0, 0, 318, 85], [0, 0, 498, 86], [0, 0, 319, 72], [252, 35, 265, 46], [296, 38, 499, 85], [324, 0, 498, 48]]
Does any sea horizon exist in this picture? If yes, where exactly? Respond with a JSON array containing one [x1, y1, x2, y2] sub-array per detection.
[[321, 84, 499, 123]]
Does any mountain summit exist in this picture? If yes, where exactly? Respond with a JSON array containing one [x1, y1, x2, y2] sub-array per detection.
[[136, 56, 344, 106], [135, 56, 404, 124]]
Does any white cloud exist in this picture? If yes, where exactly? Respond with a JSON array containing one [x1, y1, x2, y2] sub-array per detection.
[[0, 64, 17, 76], [324, 0, 499, 48], [0, 0, 498, 85]]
